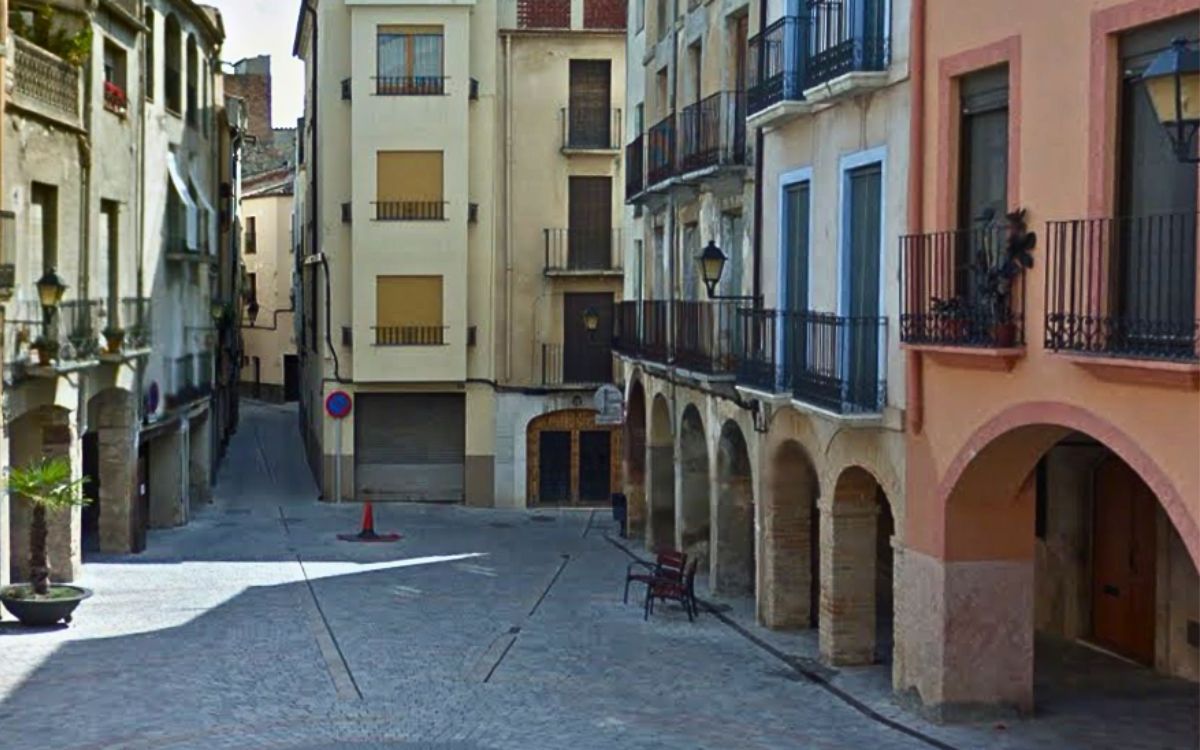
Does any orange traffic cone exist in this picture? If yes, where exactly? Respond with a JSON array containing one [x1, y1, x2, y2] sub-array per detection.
[[338, 501, 402, 542]]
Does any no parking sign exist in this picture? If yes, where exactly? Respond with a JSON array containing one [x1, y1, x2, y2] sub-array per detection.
[[325, 390, 352, 419]]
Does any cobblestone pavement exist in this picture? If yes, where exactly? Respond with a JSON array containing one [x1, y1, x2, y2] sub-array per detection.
[[0, 402, 1195, 750]]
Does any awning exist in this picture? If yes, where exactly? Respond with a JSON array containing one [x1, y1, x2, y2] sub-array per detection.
[[166, 153, 198, 250], [190, 166, 217, 253]]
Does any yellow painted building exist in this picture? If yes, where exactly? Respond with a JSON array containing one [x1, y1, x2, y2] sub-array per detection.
[[293, 0, 627, 507]]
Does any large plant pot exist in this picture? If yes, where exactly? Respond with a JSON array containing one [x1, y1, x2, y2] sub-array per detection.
[[0, 585, 92, 626]]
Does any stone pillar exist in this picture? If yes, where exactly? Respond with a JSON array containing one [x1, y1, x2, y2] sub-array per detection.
[[188, 413, 213, 509], [713, 469, 754, 596], [624, 459, 647, 539], [647, 444, 674, 552], [10, 407, 82, 583], [148, 423, 187, 528], [761, 483, 814, 629], [95, 391, 139, 553], [820, 476, 880, 666]]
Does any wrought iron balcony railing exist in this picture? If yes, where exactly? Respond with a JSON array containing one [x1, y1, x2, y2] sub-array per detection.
[[541, 343, 614, 386], [679, 90, 748, 172], [373, 201, 448, 221], [374, 76, 447, 96], [805, 0, 890, 90], [373, 325, 447, 346], [1045, 213, 1198, 362], [647, 115, 677, 187], [900, 225, 1027, 349], [614, 300, 669, 362], [122, 297, 152, 348], [612, 300, 745, 376], [625, 135, 645, 197], [748, 16, 804, 114], [737, 308, 887, 414], [59, 300, 104, 360], [545, 228, 622, 273], [562, 106, 621, 151]]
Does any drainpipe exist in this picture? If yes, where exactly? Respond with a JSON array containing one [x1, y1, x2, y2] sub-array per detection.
[[504, 32, 513, 382], [751, 0, 766, 310], [79, 35, 94, 312], [905, 0, 926, 434]]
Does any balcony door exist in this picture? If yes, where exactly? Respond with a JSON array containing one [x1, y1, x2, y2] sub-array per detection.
[[568, 176, 612, 270], [845, 163, 882, 410], [563, 292, 613, 383], [569, 60, 611, 148], [957, 65, 1009, 309], [782, 180, 811, 389], [1117, 17, 1198, 354]]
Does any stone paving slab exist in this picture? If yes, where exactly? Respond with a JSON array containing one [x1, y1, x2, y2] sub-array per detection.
[[0, 402, 1194, 750]]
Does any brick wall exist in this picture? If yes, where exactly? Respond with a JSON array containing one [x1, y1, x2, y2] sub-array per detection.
[[518, 0, 570, 28], [224, 73, 272, 143], [584, 0, 627, 30]]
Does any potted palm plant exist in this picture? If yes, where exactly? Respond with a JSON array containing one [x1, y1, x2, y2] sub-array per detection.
[[0, 457, 91, 626]]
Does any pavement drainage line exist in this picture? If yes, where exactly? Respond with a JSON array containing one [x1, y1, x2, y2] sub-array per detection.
[[602, 533, 961, 750], [478, 555, 571, 684], [529, 553, 571, 617], [581, 509, 597, 538]]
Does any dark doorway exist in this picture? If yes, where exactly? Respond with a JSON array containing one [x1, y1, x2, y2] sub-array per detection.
[[283, 354, 300, 401], [567, 176, 613, 270], [135, 443, 149, 553], [578, 431, 612, 503], [538, 431, 571, 504], [563, 292, 613, 383], [1092, 456, 1157, 665], [82, 431, 100, 555]]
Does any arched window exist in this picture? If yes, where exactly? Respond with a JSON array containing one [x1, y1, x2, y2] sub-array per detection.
[[144, 8, 155, 100], [185, 35, 197, 126], [164, 14, 181, 113]]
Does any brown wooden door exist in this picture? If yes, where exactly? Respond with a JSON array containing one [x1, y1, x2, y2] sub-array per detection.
[[1092, 456, 1157, 664], [568, 60, 611, 148], [563, 292, 613, 383], [568, 176, 612, 270]]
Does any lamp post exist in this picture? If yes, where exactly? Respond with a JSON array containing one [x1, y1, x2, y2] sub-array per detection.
[[35, 268, 67, 340], [698, 240, 759, 303], [1143, 37, 1200, 164]]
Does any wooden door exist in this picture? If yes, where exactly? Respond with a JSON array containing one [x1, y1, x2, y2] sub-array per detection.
[[538, 431, 571, 504], [578, 431, 613, 503], [568, 177, 612, 270], [1092, 456, 1157, 664], [563, 292, 614, 383], [569, 60, 611, 148]]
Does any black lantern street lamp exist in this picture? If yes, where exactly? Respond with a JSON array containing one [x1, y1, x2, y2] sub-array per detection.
[[1143, 37, 1200, 164], [582, 306, 600, 341], [35, 268, 67, 334], [698, 240, 758, 302], [246, 300, 260, 326]]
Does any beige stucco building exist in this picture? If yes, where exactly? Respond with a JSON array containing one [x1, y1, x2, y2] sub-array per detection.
[[294, 0, 627, 507], [240, 167, 296, 401]]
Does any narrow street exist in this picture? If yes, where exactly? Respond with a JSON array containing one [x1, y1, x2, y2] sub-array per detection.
[[0, 402, 1193, 750]]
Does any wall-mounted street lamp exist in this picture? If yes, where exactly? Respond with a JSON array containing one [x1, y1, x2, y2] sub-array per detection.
[[210, 302, 225, 325], [1143, 37, 1200, 164], [35, 268, 67, 334], [582, 306, 601, 341], [246, 300, 260, 327], [698, 241, 759, 303]]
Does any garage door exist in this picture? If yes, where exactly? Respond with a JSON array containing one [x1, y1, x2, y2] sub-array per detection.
[[355, 394, 465, 502]]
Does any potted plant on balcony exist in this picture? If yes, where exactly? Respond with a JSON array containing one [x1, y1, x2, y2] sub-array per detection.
[[103, 325, 125, 354], [30, 336, 58, 366], [0, 457, 92, 627], [931, 296, 970, 343], [981, 209, 1037, 348]]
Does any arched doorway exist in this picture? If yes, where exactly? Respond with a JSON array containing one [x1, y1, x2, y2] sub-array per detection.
[[762, 439, 820, 629], [526, 409, 620, 506], [647, 395, 675, 551], [623, 381, 647, 538], [714, 420, 754, 596], [679, 405, 710, 567], [821, 466, 895, 666], [931, 416, 1199, 718]]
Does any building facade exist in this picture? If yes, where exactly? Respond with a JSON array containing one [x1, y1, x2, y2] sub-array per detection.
[[293, 0, 627, 507], [2, 0, 240, 583]]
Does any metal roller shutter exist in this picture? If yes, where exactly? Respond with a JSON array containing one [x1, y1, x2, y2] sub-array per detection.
[[355, 393, 465, 502]]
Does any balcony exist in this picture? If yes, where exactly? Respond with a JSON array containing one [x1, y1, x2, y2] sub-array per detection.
[[541, 343, 614, 386], [12, 37, 82, 130], [165, 354, 210, 408], [900, 226, 1026, 350], [103, 81, 128, 117], [625, 135, 644, 198], [613, 300, 744, 377], [614, 300, 669, 362], [646, 115, 677, 187], [373, 201, 448, 222], [373, 326, 447, 346], [678, 90, 747, 174], [562, 107, 621, 152], [374, 76, 447, 96], [737, 309, 887, 414], [748, 16, 805, 117], [1045, 213, 1198, 363], [59, 300, 104, 361], [545, 229, 623, 276], [121, 297, 153, 350], [803, 0, 890, 98]]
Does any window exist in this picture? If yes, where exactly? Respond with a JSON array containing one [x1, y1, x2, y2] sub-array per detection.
[[375, 276, 444, 345], [376, 26, 444, 95], [30, 183, 58, 273], [375, 151, 444, 220], [721, 211, 744, 297], [655, 67, 669, 117], [103, 40, 128, 115], [245, 216, 257, 254], [247, 273, 258, 303], [145, 9, 155, 101], [101, 200, 119, 313], [782, 181, 810, 314], [656, 0, 671, 41], [636, 0, 645, 32], [568, 60, 612, 148], [956, 65, 1009, 304], [652, 224, 665, 298], [681, 222, 699, 299], [632, 239, 644, 301], [164, 15, 182, 114], [686, 42, 701, 103], [185, 36, 198, 126], [634, 102, 644, 133]]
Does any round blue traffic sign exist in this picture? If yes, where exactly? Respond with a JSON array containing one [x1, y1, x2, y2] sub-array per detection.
[[325, 390, 352, 419]]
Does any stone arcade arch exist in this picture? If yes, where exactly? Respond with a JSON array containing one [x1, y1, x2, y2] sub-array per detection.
[[714, 420, 754, 595], [646, 395, 675, 551], [761, 439, 821, 629], [678, 404, 710, 567], [623, 380, 647, 538]]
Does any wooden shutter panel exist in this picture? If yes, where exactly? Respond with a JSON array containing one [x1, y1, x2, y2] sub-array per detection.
[[376, 151, 443, 202]]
